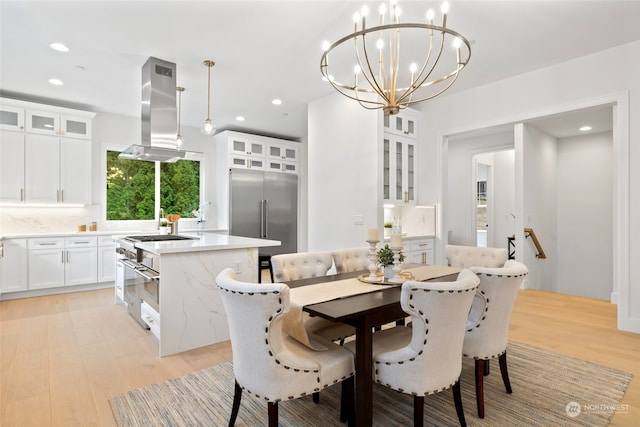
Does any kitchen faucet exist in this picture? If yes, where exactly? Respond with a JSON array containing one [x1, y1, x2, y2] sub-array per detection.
[[158, 208, 165, 229]]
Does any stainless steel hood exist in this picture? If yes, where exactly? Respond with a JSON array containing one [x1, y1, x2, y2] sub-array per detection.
[[119, 57, 196, 162]]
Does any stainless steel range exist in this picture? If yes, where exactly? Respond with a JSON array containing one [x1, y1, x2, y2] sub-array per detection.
[[116, 234, 196, 331]]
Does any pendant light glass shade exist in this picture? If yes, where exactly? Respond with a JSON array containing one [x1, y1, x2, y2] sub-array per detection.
[[201, 60, 216, 135], [176, 86, 185, 147]]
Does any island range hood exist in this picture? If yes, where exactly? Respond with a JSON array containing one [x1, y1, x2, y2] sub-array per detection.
[[119, 57, 198, 162]]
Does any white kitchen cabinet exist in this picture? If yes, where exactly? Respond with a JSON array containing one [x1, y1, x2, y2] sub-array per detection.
[[383, 110, 418, 139], [216, 130, 299, 173], [64, 237, 98, 285], [229, 153, 266, 170], [267, 142, 298, 162], [383, 134, 416, 204], [28, 238, 65, 289], [23, 133, 91, 204], [408, 238, 434, 265], [26, 110, 92, 139], [0, 239, 28, 293], [28, 237, 97, 289], [0, 104, 25, 131], [97, 236, 116, 283], [228, 135, 265, 157], [0, 130, 25, 203]]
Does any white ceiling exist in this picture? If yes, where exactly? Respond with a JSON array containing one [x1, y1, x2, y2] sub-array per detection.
[[2, 1, 639, 141]]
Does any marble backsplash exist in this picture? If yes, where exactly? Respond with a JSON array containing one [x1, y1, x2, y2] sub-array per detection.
[[0, 206, 162, 236]]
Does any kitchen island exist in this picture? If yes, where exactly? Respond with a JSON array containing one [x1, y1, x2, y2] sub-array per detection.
[[117, 232, 280, 357]]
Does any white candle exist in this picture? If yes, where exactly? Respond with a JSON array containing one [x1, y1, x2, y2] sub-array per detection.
[[367, 227, 379, 241], [390, 234, 402, 249]]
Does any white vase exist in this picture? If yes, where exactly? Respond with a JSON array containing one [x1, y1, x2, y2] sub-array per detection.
[[384, 265, 394, 279]]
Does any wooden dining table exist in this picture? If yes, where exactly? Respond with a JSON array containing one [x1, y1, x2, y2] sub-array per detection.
[[286, 265, 459, 427]]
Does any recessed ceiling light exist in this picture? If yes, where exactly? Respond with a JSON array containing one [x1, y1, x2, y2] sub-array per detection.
[[272, 99, 282, 105], [48, 78, 64, 86], [49, 42, 69, 52], [579, 126, 592, 132], [235, 116, 245, 122]]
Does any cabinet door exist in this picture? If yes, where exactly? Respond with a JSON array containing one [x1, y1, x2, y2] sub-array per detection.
[[98, 245, 116, 282], [229, 154, 265, 170], [0, 105, 25, 131], [0, 239, 28, 293], [26, 110, 60, 136], [383, 111, 418, 138], [229, 136, 265, 157], [266, 160, 297, 174], [0, 131, 25, 202], [60, 115, 91, 139], [60, 137, 91, 204], [267, 143, 298, 161], [383, 134, 416, 204], [25, 134, 60, 203], [65, 247, 98, 285], [29, 248, 65, 289]]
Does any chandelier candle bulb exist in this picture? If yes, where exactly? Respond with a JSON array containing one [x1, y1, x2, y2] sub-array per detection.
[[367, 227, 379, 242]]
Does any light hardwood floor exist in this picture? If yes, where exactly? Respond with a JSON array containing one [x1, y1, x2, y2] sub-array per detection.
[[1, 286, 638, 426]]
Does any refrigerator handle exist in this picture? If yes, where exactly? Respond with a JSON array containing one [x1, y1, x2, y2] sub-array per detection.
[[264, 199, 268, 238], [260, 200, 265, 238]]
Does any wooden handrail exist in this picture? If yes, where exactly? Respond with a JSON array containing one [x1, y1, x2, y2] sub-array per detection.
[[524, 227, 546, 259]]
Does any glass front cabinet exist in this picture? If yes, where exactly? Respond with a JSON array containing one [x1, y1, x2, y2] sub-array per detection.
[[382, 109, 418, 205]]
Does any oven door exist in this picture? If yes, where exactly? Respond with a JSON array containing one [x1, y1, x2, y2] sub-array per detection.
[[120, 259, 160, 327]]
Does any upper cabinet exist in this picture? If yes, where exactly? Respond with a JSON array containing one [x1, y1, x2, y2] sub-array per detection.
[[216, 130, 299, 174], [26, 110, 92, 139], [383, 109, 418, 205], [383, 109, 418, 139], [0, 98, 95, 205]]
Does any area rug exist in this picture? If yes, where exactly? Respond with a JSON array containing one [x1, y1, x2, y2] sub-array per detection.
[[110, 342, 632, 426]]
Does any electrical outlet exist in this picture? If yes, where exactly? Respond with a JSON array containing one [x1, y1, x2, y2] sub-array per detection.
[[353, 215, 364, 225], [235, 261, 241, 274]]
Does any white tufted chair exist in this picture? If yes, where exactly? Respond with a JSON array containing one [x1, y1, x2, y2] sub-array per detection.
[[270, 251, 333, 282], [462, 260, 528, 418], [345, 269, 480, 426], [272, 251, 355, 345], [331, 247, 371, 273], [216, 268, 355, 426], [445, 244, 508, 268]]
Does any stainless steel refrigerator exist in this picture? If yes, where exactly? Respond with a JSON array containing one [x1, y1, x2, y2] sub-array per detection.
[[229, 169, 297, 256]]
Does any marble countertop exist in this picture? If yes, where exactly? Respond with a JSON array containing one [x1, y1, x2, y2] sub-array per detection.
[[0, 228, 228, 240], [121, 232, 281, 255]]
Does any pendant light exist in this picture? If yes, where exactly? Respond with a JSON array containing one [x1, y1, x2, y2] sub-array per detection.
[[176, 86, 185, 147], [201, 60, 216, 135]]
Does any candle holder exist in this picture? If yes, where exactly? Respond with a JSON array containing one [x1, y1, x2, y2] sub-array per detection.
[[366, 240, 381, 281], [388, 247, 404, 283]]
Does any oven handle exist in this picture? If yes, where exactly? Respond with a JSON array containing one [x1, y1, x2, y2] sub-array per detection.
[[118, 259, 160, 281]]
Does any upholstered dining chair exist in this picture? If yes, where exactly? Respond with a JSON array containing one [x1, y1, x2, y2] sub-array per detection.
[[444, 244, 508, 268], [345, 269, 480, 427], [331, 247, 370, 273], [462, 260, 528, 418], [215, 268, 355, 427], [271, 251, 355, 345], [270, 251, 333, 282]]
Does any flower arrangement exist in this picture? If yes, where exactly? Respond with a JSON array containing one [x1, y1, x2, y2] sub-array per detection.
[[384, 222, 393, 229], [377, 244, 405, 266]]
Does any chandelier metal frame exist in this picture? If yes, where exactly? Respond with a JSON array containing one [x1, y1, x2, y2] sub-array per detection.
[[320, 3, 471, 115]]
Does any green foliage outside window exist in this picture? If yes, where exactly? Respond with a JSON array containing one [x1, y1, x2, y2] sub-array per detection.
[[106, 150, 200, 221]]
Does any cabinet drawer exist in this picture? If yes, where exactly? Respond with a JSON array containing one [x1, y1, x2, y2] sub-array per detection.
[[65, 236, 97, 247], [28, 238, 64, 249], [410, 238, 433, 251], [98, 235, 115, 246]]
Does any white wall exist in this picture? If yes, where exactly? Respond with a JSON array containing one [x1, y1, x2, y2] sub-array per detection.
[[491, 150, 516, 248], [307, 93, 381, 251], [418, 40, 639, 332], [557, 131, 613, 300]]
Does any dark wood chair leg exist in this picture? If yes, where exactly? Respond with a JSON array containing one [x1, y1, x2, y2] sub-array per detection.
[[452, 379, 467, 427], [340, 376, 354, 423], [475, 359, 485, 418], [269, 262, 274, 283], [313, 392, 319, 403], [229, 380, 242, 427], [413, 395, 424, 427], [499, 352, 513, 393], [483, 359, 490, 376], [268, 402, 278, 427]]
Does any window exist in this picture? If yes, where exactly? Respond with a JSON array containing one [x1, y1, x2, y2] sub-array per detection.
[[106, 150, 200, 221]]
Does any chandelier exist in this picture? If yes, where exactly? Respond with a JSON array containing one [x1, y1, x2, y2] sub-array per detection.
[[320, 1, 471, 115]]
